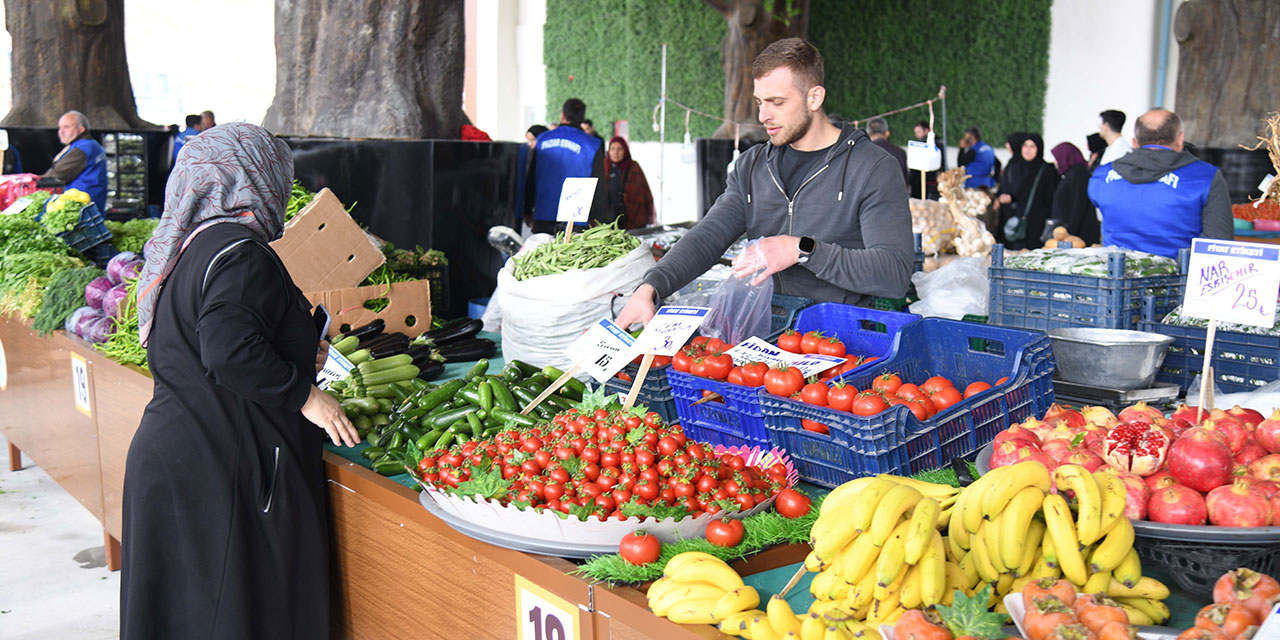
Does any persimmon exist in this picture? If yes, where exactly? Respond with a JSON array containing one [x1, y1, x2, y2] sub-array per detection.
[[1025, 597, 1078, 640], [1024, 577, 1077, 610]]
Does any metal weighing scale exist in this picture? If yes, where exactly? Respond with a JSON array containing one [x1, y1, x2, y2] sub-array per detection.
[[1050, 377, 1182, 412]]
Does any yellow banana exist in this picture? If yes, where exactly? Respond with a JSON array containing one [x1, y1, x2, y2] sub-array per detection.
[[820, 477, 881, 517], [666, 596, 723, 624], [805, 549, 827, 573], [875, 520, 913, 587], [836, 528, 881, 584], [983, 511, 1009, 573], [963, 465, 1012, 533], [664, 551, 724, 577], [997, 485, 1045, 569], [904, 497, 941, 564], [996, 573, 1016, 596], [878, 474, 960, 499], [646, 576, 676, 605], [945, 560, 971, 592], [809, 568, 840, 602], [1113, 547, 1143, 588], [957, 546, 980, 586], [811, 515, 861, 563], [1029, 551, 1061, 580], [1042, 493, 1089, 585], [1042, 524, 1060, 568], [848, 564, 878, 610], [970, 523, 1001, 583], [1084, 569, 1112, 594], [823, 625, 852, 640], [869, 585, 901, 623], [720, 610, 761, 636], [898, 562, 923, 609], [800, 614, 827, 640], [921, 530, 947, 606], [870, 484, 924, 546], [750, 615, 784, 640], [982, 459, 1052, 519], [1118, 597, 1170, 625], [1009, 575, 1032, 595], [948, 487, 973, 549], [1089, 516, 1134, 573], [877, 606, 908, 624], [674, 559, 746, 592], [1016, 519, 1047, 579], [765, 595, 801, 635], [937, 504, 955, 530], [652, 581, 728, 617], [1054, 464, 1103, 545], [1107, 576, 1169, 600], [845, 620, 875, 639], [873, 567, 906, 604], [847, 477, 899, 534], [1093, 470, 1128, 538], [715, 586, 761, 620], [1118, 603, 1155, 626]]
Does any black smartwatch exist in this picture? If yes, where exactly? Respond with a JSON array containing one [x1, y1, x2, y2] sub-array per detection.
[[796, 236, 816, 265]]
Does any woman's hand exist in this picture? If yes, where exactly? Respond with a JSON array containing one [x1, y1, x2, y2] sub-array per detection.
[[302, 386, 359, 447], [315, 341, 330, 375], [998, 193, 1012, 204]]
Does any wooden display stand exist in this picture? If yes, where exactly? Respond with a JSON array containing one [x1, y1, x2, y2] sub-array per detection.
[[1, 316, 801, 638]]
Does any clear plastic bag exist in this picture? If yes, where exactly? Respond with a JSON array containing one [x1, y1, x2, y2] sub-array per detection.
[[908, 257, 989, 319], [701, 239, 773, 344]]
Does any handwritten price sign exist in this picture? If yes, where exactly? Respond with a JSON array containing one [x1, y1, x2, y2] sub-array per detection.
[[632, 307, 709, 356], [555, 177, 597, 224], [1183, 239, 1280, 328]]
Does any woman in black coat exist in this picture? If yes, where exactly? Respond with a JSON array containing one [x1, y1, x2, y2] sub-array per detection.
[[995, 132, 1059, 249], [1049, 142, 1101, 246]]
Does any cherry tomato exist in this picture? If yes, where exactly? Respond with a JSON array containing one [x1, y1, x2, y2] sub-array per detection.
[[775, 488, 812, 518], [696, 475, 719, 493], [657, 436, 680, 456], [734, 493, 756, 511], [634, 482, 658, 501], [618, 531, 661, 565], [705, 518, 745, 547]]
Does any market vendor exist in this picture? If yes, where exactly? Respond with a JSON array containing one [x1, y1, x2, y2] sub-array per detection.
[[40, 110, 108, 211], [1088, 108, 1232, 259], [615, 38, 913, 328]]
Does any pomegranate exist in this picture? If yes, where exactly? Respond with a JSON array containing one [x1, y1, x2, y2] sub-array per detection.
[[1115, 470, 1151, 520], [1041, 438, 1073, 463], [1144, 469, 1177, 491], [993, 424, 1042, 448], [1255, 410, 1280, 454], [1236, 439, 1269, 466], [1044, 403, 1086, 429], [1021, 451, 1059, 471], [1214, 569, 1280, 620], [1168, 427, 1235, 492], [1118, 401, 1164, 424], [1147, 483, 1208, 525], [1248, 454, 1280, 483], [1040, 421, 1082, 446], [1171, 403, 1203, 426], [1271, 496, 1280, 525], [989, 439, 1041, 468], [1065, 450, 1107, 472], [1079, 426, 1107, 451], [1017, 416, 1056, 444], [1253, 480, 1280, 497], [1169, 417, 1196, 438], [1082, 405, 1119, 430], [1204, 412, 1250, 454], [1227, 405, 1266, 430], [1102, 422, 1171, 476], [1206, 478, 1273, 527]]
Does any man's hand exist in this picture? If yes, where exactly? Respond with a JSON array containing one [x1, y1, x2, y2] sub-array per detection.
[[302, 386, 359, 447], [615, 283, 658, 330], [731, 235, 801, 286]]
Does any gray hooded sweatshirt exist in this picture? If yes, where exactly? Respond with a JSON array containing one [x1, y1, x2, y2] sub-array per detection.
[[641, 125, 914, 306]]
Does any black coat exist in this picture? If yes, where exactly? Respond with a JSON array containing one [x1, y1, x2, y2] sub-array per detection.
[[997, 135, 1060, 249], [120, 224, 328, 639], [1051, 164, 1101, 246]]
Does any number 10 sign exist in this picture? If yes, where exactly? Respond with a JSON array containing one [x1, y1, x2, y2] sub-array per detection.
[[1183, 239, 1280, 328]]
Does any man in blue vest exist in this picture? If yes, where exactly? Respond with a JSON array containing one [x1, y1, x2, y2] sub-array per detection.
[[524, 98, 607, 235], [1088, 108, 1232, 258], [41, 110, 108, 212], [172, 114, 202, 164]]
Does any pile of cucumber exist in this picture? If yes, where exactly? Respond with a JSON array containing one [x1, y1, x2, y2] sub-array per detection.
[[354, 358, 588, 476]]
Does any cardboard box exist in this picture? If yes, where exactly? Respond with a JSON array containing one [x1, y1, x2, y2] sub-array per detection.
[[270, 188, 384, 293], [305, 279, 432, 339]]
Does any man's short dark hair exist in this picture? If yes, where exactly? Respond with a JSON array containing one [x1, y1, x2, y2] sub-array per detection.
[[185, 115, 201, 127], [752, 38, 823, 91], [867, 117, 889, 136], [1135, 109, 1182, 147], [915, 121, 930, 132], [527, 124, 548, 138], [965, 126, 982, 141], [583, 119, 593, 127], [1099, 109, 1126, 134], [562, 98, 586, 127]]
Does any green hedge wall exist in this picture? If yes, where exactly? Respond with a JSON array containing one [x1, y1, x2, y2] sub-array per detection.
[[544, 1, 1050, 147]]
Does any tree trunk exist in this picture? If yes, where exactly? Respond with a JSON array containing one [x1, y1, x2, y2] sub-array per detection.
[[263, 0, 464, 140], [2, 0, 153, 129], [706, 0, 809, 140], [1175, 0, 1280, 147]]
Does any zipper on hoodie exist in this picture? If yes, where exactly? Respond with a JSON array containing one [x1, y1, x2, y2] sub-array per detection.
[[765, 161, 830, 235]]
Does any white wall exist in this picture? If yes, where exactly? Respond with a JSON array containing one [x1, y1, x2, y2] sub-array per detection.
[[470, 0, 547, 143], [629, 141, 701, 224]]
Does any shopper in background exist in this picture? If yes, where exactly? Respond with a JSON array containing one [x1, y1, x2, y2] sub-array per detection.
[[1088, 108, 1232, 258], [908, 119, 945, 199], [121, 122, 357, 640], [1047, 141, 1100, 246], [524, 98, 607, 234], [525, 124, 548, 149], [1098, 109, 1131, 167], [581, 119, 604, 143], [866, 117, 909, 188], [614, 37, 913, 328], [39, 110, 108, 211], [199, 110, 216, 131], [958, 126, 997, 190], [172, 114, 201, 164], [994, 132, 1059, 249], [604, 136, 655, 229], [1085, 132, 1107, 170]]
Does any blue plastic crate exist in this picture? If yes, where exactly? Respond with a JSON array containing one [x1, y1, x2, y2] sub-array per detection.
[[790, 303, 921, 362], [1137, 296, 1280, 395], [762, 318, 1056, 487], [668, 369, 771, 449], [769, 294, 814, 336], [988, 244, 1186, 331], [37, 202, 112, 253], [604, 363, 678, 426]]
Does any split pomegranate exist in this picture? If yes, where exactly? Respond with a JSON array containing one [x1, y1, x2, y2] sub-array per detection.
[[1227, 405, 1266, 430], [1247, 453, 1280, 483], [1235, 439, 1269, 466], [1206, 478, 1273, 527], [1102, 422, 1171, 477], [1213, 568, 1280, 620], [1082, 405, 1119, 430], [1204, 412, 1250, 455], [1044, 403, 1086, 429], [1168, 427, 1235, 493], [1118, 401, 1164, 424], [1147, 483, 1208, 525], [1256, 410, 1280, 454], [1144, 469, 1177, 491]]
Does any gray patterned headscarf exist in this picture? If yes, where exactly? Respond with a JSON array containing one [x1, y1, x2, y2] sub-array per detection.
[[136, 122, 294, 346]]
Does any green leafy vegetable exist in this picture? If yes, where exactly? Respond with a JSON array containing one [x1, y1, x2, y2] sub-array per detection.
[[31, 266, 104, 335], [0, 252, 85, 318], [105, 218, 159, 254], [935, 584, 1009, 639], [41, 200, 84, 233], [446, 464, 511, 501], [620, 499, 690, 521], [95, 278, 148, 370]]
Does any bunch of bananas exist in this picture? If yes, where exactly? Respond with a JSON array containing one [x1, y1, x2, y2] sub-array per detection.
[[719, 594, 873, 640], [647, 552, 759, 625]]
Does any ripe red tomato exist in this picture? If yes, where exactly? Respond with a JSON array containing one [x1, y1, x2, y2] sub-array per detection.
[[920, 376, 953, 395], [739, 362, 769, 387], [800, 330, 826, 354], [896, 383, 926, 402], [763, 365, 804, 397], [775, 488, 812, 518], [930, 386, 963, 411], [827, 381, 857, 412], [705, 518, 745, 547], [903, 398, 929, 421], [851, 392, 890, 416], [777, 329, 803, 353], [817, 336, 846, 357], [703, 353, 733, 380], [689, 358, 709, 378], [703, 337, 729, 354], [801, 419, 830, 434], [727, 366, 745, 385], [963, 381, 993, 398], [995, 376, 1009, 386], [672, 349, 695, 373], [799, 382, 829, 406], [618, 531, 661, 565], [651, 355, 673, 367], [872, 373, 903, 394]]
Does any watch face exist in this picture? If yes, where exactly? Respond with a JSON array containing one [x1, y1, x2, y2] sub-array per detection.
[[799, 236, 816, 253]]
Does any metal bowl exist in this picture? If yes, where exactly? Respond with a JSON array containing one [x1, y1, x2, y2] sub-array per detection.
[[1047, 328, 1174, 390]]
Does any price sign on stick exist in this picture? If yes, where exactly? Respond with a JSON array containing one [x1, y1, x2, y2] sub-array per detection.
[[624, 307, 709, 409], [1182, 238, 1280, 420], [564, 318, 635, 383], [556, 177, 597, 243]]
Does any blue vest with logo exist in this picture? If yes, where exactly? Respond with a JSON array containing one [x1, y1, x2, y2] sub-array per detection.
[[67, 138, 108, 212], [531, 126, 601, 223], [1088, 152, 1217, 259]]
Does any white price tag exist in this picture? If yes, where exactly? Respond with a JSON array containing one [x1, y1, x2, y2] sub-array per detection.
[[1260, 173, 1275, 194], [1253, 603, 1280, 640], [0, 337, 7, 391], [632, 306, 710, 356], [70, 353, 91, 417], [564, 318, 635, 383], [555, 177, 597, 224], [907, 134, 941, 172], [787, 353, 847, 378], [2, 196, 33, 216], [515, 574, 580, 640], [1182, 238, 1280, 327], [316, 345, 356, 390], [725, 336, 793, 368]]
